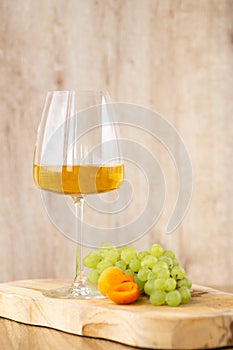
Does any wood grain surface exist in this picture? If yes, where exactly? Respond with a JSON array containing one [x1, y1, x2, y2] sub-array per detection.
[[0, 317, 146, 350], [0, 0, 232, 291], [0, 279, 232, 349], [0, 318, 233, 350]]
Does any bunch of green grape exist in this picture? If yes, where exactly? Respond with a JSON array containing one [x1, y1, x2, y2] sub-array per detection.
[[83, 242, 192, 306]]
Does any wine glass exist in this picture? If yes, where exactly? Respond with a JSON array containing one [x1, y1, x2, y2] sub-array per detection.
[[33, 90, 123, 298]]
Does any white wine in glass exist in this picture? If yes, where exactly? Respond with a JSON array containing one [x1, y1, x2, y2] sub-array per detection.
[[33, 90, 123, 298]]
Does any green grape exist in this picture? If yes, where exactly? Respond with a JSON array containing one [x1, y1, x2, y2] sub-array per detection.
[[166, 290, 182, 307], [138, 267, 150, 282], [156, 268, 170, 280], [171, 266, 185, 280], [154, 278, 166, 290], [83, 252, 102, 268], [134, 273, 145, 292], [152, 261, 169, 275], [125, 268, 134, 276], [158, 255, 173, 269], [115, 260, 127, 271], [163, 250, 175, 259], [165, 278, 176, 292], [100, 242, 115, 251], [149, 244, 164, 258], [121, 247, 137, 264], [147, 271, 156, 280], [144, 279, 156, 295], [138, 251, 149, 260], [177, 277, 192, 289], [101, 248, 119, 264], [87, 269, 100, 285], [172, 258, 179, 267], [117, 245, 128, 255], [141, 255, 157, 269], [150, 290, 166, 306], [129, 258, 141, 272], [178, 286, 191, 304], [96, 259, 113, 274]]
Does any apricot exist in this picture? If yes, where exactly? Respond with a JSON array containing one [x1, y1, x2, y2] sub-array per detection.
[[98, 267, 140, 304], [107, 281, 140, 304], [98, 267, 134, 296]]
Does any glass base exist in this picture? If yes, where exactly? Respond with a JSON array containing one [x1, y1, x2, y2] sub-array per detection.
[[43, 280, 105, 299]]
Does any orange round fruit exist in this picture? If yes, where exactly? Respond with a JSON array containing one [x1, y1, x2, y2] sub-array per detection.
[[98, 267, 133, 296], [98, 266, 140, 304], [106, 281, 140, 304]]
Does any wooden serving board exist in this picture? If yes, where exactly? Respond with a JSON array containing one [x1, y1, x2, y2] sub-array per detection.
[[0, 279, 232, 349]]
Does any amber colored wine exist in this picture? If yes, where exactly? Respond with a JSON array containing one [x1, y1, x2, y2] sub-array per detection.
[[33, 164, 124, 195]]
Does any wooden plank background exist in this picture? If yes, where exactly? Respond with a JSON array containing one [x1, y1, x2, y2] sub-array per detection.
[[0, 0, 232, 289]]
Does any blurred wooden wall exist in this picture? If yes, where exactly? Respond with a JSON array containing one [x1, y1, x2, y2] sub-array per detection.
[[0, 0, 232, 289]]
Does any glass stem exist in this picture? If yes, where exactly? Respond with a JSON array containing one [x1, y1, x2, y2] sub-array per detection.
[[73, 196, 86, 286]]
